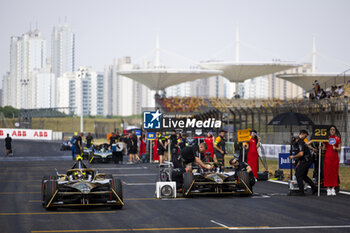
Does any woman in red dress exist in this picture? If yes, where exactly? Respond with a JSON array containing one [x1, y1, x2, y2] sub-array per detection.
[[140, 134, 147, 156], [322, 125, 341, 196], [204, 132, 214, 161], [246, 130, 261, 178]]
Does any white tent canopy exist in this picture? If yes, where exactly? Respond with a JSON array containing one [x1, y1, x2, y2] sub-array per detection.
[[118, 69, 222, 91], [277, 73, 350, 91], [200, 61, 299, 83]]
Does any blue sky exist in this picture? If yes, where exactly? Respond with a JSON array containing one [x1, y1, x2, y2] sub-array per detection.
[[1, 0, 349, 83]]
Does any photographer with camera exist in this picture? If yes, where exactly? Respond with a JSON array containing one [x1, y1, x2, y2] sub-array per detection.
[[289, 130, 317, 195]]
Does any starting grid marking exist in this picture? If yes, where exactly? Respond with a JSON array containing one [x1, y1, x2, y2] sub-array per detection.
[[30, 224, 350, 232], [267, 180, 350, 196], [210, 220, 350, 231]]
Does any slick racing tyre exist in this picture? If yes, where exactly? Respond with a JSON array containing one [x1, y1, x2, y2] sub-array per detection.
[[182, 172, 194, 197], [43, 180, 58, 210], [238, 171, 253, 195], [41, 176, 57, 207], [110, 178, 123, 209]]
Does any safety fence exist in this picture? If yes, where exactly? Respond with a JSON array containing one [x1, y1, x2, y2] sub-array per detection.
[[201, 98, 350, 147]]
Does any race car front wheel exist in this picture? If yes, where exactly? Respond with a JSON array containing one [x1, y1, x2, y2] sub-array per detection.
[[110, 178, 123, 209], [183, 172, 194, 197], [41, 176, 56, 207], [238, 171, 253, 195], [43, 180, 58, 210]]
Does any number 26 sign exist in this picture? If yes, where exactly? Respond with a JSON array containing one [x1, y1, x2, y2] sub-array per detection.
[[311, 125, 330, 141]]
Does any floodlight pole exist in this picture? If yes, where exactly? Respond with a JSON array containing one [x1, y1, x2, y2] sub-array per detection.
[[79, 68, 85, 133], [235, 23, 240, 63], [150, 140, 153, 163], [312, 37, 316, 74], [318, 142, 321, 197]]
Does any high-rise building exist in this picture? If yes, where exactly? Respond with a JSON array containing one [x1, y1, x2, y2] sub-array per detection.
[[57, 67, 103, 116], [51, 24, 75, 78], [104, 57, 152, 116], [165, 81, 192, 97], [3, 29, 47, 108], [32, 69, 56, 108], [242, 76, 269, 99], [267, 63, 311, 99]]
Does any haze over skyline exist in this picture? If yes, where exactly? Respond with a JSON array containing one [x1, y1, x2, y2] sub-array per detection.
[[1, 0, 350, 87]]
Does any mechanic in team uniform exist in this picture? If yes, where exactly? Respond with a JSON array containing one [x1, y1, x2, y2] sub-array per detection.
[[75, 132, 83, 158], [157, 132, 167, 164], [289, 130, 317, 195], [169, 130, 178, 153], [70, 133, 78, 160], [86, 132, 93, 148], [172, 143, 212, 187], [229, 156, 256, 189], [214, 129, 227, 165], [177, 133, 188, 150]]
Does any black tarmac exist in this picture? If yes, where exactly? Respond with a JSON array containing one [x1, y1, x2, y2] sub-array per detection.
[[0, 147, 349, 233]]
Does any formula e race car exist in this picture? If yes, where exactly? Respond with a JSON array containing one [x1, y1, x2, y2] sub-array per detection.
[[88, 143, 113, 163], [182, 163, 253, 197], [163, 162, 253, 197], [83, 146, 94, 160], [41, 158, 123, 210]]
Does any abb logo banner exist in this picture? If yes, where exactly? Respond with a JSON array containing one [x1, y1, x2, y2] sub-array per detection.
[[0, 128, 52, 140]]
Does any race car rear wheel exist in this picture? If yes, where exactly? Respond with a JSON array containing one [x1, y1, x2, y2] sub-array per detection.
[[43, 180, 58, 210], [110, 178, 123, 209], [238, 171, 252, 195], [183, 172, 194, 197]]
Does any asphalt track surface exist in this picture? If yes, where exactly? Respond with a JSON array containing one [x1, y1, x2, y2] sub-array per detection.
[[0, 152, 350, 233]]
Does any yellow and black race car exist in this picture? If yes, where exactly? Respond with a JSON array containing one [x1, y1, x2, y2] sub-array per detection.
[[41, 157, 123, 210], [182, 163, 253, 197]]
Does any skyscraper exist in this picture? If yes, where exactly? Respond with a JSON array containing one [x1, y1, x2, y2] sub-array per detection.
[[103, 57, 143, 116], [57, 66, 102, 116], [3, 29, 47, 108], [51, 24, 75, 78]]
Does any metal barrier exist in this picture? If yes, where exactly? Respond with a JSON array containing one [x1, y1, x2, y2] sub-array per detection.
[[211, 98, 350, 146]]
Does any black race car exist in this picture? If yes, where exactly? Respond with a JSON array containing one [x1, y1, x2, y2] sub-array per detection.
[[41, 159, 123, 210]]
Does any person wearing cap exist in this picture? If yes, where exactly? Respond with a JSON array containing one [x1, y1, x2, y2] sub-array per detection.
[[70, 132, 78, 160], [245, 130, 261, 178], [229, 155, 255, 189], [289, 129, 316, 195], [214, 129, 227, 165]]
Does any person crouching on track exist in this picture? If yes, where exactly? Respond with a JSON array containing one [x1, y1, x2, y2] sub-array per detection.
[[229, 156, 255, 190], [289, 130, 317, 195]]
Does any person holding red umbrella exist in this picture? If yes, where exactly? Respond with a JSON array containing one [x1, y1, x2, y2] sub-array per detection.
[[245, 130, 261, 178], [322, 125, 341, 196]]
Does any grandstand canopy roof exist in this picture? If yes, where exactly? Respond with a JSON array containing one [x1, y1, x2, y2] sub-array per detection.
[[277, 73, 350, 91], [118, 69, 222, 91], [199, 61, 299, 82]]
